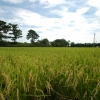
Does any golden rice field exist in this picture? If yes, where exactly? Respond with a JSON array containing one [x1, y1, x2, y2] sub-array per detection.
[[0, 47, 100, 100]]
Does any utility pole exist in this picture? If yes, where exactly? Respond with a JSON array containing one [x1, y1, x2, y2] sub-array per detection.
[[93, 33, 95, 47]]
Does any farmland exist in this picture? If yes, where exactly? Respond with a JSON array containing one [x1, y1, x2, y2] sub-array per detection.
[[0, 47, 100, 100]]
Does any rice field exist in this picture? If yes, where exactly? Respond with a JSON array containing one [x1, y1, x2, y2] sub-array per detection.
[[0, 47, 100, 100]]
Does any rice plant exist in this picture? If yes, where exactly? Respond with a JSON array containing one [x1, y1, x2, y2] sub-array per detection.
[[0, 47, 100, 100]]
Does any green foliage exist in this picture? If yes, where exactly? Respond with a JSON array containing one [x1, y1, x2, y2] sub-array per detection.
[[37, 38, 50, 46], [51, 39, 68, 47], [0, 47, 100, 100], [26, 29, 39, 43], [0, 20, 11, 42], [9, 24, 22, 43]]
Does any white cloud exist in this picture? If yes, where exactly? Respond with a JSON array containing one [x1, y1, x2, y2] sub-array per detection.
[[95, 10, 100, 16], [2, 0, 23, 3], [40, 0, 66, 7], [28, 0, 36, 2], [87, 0, 100, 19], [50, 7, 89, 26], [76, 7, 89, 15], [40, 0, 65, 5], [87, 0, 100, 8], [15, 9, 47, 27]]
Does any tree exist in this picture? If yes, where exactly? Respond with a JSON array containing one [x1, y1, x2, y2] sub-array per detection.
[[26, 29, 39, 43], [9, 24, 22, 43], [70, 42, 75, 47], [68, 40, 70, 47], [51, 39, 68, 47], [38, 38, 49, 46], [0, 20, 11, 42]]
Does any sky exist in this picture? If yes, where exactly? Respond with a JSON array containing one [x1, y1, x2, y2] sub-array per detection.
[[0, 0, 100, 43]]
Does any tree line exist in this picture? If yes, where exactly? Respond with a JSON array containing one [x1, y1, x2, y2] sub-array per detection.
[[0, 20, 99, 47]]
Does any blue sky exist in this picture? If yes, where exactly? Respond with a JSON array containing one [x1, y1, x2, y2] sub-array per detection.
[[0, 0, 100, 43]]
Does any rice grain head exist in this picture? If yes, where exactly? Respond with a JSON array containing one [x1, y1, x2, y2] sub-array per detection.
[[1, 73, 9, 85], [0, 92, 5, 100]]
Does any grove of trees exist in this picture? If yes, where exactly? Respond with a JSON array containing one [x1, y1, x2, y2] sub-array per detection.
[[0, 20, 99, 47], [0, 20, 22, 44]]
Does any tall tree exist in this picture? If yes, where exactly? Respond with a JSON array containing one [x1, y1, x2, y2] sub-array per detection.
[[0, 20, 11, 42], [26, 29, 39, 43], [9, 24, 22, 43]]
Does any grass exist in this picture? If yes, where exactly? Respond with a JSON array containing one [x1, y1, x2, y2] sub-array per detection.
[[0, 47, 100, 100]]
